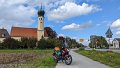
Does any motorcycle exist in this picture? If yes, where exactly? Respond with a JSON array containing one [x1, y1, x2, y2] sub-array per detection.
[[53, 47, 72, 65]]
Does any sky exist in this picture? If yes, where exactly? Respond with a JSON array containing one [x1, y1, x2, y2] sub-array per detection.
[[0, 0, 120, 45]]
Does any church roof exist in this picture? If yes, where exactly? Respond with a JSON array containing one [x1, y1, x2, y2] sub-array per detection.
[[0, 29, 10, 38], [105, 27, 113, 35], [10, 27, 48, 38]]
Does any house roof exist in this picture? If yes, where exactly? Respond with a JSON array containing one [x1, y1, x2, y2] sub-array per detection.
[[0, 29, 10, 38], [114, 38, 120, 42], [10, 27, 48, 38]]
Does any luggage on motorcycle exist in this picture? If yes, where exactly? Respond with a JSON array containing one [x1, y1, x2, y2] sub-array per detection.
[[54, 47, 60, 51]]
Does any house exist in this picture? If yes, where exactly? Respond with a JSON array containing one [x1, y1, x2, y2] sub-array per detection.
[[112, 38, 120, 48], [0, 28, 10, 42]]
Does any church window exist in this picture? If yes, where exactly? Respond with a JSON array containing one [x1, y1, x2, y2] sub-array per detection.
[[41, 18, 42, 20], [39, 18, 42, 20]]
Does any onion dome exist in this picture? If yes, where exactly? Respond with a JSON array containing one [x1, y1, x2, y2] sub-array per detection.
[[38, 6, 45, 17]]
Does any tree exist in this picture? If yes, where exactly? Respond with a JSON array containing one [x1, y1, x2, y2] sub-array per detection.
[[38, 38, 48, 49], [37, 37, 62, 49], [89, 43, 94, 48], [77, 43, 84, 48], [2, 38, 21, 49], [64, 36, 83, 48], [45, 27, 57, 38], [89, 36, 109, 48]]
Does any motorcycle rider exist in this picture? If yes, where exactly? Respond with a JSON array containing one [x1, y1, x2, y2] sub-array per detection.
[[53, 39, 68, 58]]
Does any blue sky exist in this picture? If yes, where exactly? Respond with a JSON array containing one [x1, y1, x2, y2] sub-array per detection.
[[41, 0, 120, 41], [0, 0, 120, 45]]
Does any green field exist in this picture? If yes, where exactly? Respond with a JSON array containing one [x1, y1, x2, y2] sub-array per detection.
[[76, 50, 120, 68], [0, 49, 56, 68]]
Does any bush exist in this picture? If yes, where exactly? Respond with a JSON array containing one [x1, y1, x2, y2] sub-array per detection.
[[47, 38, 61, 49], [38, 38, 48, 49], [21, 38, 37, 49], [2, 38, 21, 49], [0, 43, 4, 49], [37, 38, 61, 49], [79, 47, 85, 50]]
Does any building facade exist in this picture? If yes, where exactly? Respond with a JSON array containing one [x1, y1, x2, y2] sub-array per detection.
[[112, 38, 120, 48], [0, 28, 10, 42]]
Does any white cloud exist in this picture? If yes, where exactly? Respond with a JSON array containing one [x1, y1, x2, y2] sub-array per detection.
[[55, 21, 64, 23], [0, 0, 37, 31], [71, 37, 78, 39], [111, 19, 120, 28], [117, 28, 120, 31], [62, 21, 93, 30], [86, 0, 100, 2], [58, 34, 65, 37], [48, 25, 54, 28], [47, 2, 101, 20], [116, 31, 120, 35], [96, 24, 101, 26], [0, 0, 75, 31], [0, 0, 101, 32], [111, 19, 120, 36]]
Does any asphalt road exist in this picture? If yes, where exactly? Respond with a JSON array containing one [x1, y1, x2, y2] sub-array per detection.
[[56, 50, 110, 68]]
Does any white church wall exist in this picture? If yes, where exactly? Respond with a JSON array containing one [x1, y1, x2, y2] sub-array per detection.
[[11, 37, 21, 41], [0, 38, 5, 43]]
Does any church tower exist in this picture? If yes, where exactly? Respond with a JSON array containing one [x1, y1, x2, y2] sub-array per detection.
[[37, 6, 45, 41]]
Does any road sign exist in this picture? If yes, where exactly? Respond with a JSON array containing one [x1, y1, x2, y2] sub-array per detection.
[[80, 39, 84, 42]]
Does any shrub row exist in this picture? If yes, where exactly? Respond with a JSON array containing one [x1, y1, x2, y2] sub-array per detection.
[[0, 37, 83, 49], [0, 38, 61, 49], [0, 38, 37, 49]]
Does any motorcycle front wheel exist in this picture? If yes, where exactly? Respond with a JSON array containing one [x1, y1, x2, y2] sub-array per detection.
[[64, 55, 72, 65]]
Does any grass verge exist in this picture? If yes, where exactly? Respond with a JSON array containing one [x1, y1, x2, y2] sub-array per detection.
[[76, 50, 120, 68], [0, 49, 56, 68]]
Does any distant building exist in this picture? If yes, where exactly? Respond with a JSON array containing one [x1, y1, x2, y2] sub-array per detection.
[[112, 38, 120, 48], [0, 28, 10, 42]]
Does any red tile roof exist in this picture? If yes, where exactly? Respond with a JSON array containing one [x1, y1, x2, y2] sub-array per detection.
[[10, 27, 48, 38]]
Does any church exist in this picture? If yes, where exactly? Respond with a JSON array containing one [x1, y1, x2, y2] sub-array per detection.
[[0, 8, 49, 42]]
